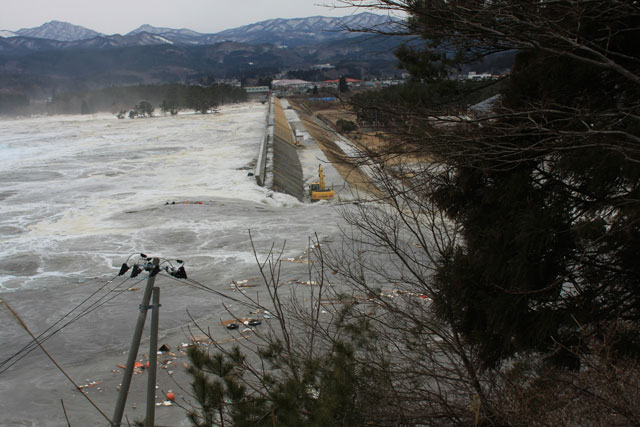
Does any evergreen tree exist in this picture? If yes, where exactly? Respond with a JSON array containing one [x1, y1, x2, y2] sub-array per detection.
[[347, 0, 640, 368], [186, 341, 366, 426], [136, 101, 154, 117], [185, 2, 640, 424]]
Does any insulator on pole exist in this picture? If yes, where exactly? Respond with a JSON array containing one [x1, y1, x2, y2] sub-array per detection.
[[130, 264, 142, 278], [118, 263, 130, 276]]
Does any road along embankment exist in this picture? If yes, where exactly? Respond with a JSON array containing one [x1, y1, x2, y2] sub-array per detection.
[[257, 97, 356, 202]]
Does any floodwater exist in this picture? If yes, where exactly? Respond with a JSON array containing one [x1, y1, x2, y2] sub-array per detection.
[[0, 103, 346, 426]]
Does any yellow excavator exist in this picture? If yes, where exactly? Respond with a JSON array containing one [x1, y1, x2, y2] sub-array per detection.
[[310, 164, 335, 201]]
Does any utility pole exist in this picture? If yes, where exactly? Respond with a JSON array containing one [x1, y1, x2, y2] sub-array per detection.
[[146, 286, 160, 427], [113, 257, 160, 426]]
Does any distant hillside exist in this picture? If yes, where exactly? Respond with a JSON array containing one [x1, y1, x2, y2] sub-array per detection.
[[209, 13, 401, 46], [0, 13, 399, 50], [0, 13, 408, 99]]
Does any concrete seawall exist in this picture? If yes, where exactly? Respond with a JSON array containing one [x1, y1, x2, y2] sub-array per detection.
[[270, 98, 304, 201], [256, 97, 349, 202], [254, 99, 272, 187]]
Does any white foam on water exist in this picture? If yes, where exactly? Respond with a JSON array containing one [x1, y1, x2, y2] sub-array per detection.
[[0, 103, 332, 292]]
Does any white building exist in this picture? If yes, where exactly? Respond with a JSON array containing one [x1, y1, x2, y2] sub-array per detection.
[[467, 71, 493, 80]]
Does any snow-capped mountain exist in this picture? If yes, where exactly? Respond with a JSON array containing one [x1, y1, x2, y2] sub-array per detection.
[[0, 30, 18, 38], [16, 20, 103, 41], [209, 12, 398, 46], [71, 32, 177, 48], [126, 25, 204, 45], [0, 31, 178, 54], [0, 12, 410, 100], [128, 24, 202, 38], [4, 12, 398, 48]]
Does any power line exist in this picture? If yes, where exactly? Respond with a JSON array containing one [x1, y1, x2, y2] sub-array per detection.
[[1, 254, 269, 375], [0, 297, 115, 425], [0, 273, 145, 375], [0, 253, 164, 374], [0, 273, 120, 370], [1, 253, 277, 426], [159, 272, 260, 308]]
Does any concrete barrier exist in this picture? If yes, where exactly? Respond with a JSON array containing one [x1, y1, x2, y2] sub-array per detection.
[[271, 98, 304, 201], [254, 99, 272, 187]]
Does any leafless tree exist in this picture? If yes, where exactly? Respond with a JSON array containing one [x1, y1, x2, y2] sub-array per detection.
[[184, 2, 640, 425]]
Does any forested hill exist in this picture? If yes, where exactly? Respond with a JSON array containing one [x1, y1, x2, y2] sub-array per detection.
[[0, 13, 408, 101], [0, 35, 408, 103]]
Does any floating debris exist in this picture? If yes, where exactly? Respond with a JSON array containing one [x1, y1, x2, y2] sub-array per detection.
[[230, 278, 260, 289], [78, 380, 101, 390], [282, 256, 312, 264]]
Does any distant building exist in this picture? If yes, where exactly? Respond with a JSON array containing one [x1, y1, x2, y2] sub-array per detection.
[[320, 78, 362, 89], [244, 86, 270, 94], [311, 63, 335, 70], [467, 71, 493, 80], [271, 79, 314, 94], [322, 78, 362, 85], [272, 79, 313, 88], [244, 86, 270, 101]]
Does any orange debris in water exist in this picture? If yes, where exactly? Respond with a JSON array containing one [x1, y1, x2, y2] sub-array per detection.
[[166, 392, 176, 401]]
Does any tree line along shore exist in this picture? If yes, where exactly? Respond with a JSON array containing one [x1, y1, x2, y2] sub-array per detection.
[[0, 83, 248, 116]]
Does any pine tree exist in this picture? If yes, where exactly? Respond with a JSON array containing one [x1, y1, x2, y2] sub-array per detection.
[[347, 0, 640, 367]]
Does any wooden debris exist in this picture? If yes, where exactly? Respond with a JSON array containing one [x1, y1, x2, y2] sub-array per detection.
[[78, 380, 102, 390], [230, 277, 260, 290]]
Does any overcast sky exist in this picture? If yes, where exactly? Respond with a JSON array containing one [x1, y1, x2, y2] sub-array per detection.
[[1, 1, 373, 34]]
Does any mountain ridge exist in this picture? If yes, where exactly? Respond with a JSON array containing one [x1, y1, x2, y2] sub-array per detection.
[[0, 13, 411, 100], [15, 20, 103, 41], [0, 12, 398, 48]]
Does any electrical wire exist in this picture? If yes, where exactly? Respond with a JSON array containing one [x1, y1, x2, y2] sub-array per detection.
[[1, 298, 115, 425], [1, 273, 123, 370], [158, 272, 266, 309], [1, 255, 267, 375], [0, 275, 141, 374], [0, 255, 157, 374], [0, 273, 146, 375]]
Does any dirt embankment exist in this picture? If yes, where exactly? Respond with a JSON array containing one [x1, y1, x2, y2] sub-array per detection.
[[287, 98, 378, 195]]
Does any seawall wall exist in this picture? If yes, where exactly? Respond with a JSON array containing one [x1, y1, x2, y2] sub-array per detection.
[[271, 98, 304, 201], [254, 99, 272, 187]]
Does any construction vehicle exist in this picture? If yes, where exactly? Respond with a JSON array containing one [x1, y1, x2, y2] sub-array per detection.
[[310, 164, 335, 201]]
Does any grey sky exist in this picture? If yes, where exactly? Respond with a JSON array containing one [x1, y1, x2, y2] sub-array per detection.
[[2, 1, 367, 34]]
